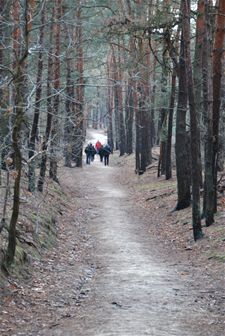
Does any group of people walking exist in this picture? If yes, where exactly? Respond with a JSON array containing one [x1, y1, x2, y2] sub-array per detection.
[[84, 140, 112, 166]]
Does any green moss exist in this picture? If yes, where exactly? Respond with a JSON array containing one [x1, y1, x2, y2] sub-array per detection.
[[51, 185, 67, 198], [136, 180, 176, 191], [30, 212, 37, 223], [14, 244, 27, 264], [0, 183, 66, 279], [208, 253, 225, 262], [40, 234, 56, 249]]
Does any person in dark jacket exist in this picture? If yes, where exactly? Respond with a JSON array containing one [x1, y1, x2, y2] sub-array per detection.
[[98, 145, 104, 162], [102, 144, 111, 166], [84, 143, 92, 164], [90, 144, 96, 161]]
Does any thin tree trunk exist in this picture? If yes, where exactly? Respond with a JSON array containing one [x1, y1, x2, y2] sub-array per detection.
[[64, 51, 73, 168], [183, 0, 202, 240], [138, 37, 152, 173], [140, 90, 147, 174], [0, 1, 11, 179], [125, 79, 134, 154], [64, 17, 75, 168], [5, 0, 30, 266], [143, 39, 152, 166], [175, 29, 191, 210], [74, 4, 84, 167], [49, 0, 62, 182], [158, 32, 169, 172], [165, 68, 176, 179], [37, 9, 54, 192], [28, 3, 46, 192], [111, 47, 120, 150], [212, 0, 225, 212], [150, 69, 156, 147], [0, 165, 10, 233], [193, 0, 204, 188], [117, 46, 126, 156], [112, 44, 125, 156], [107, 52, 114, 150], [202, 0, 214, 226], [134, 83, 141, 174], [135, 102, 141, 174]]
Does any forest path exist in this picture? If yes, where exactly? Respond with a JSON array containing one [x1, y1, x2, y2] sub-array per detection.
[[45, 130, 220, 336]]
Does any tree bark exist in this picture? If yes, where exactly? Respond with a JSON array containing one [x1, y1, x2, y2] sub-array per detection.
[[0, 0, 11, 175], [165, 68, 176, 179], [64, 16, 75, 168], [37, 8, 54, 192], [193, 0, 204, 188], [183, 0, 202, 240], [112, 43, 126, 156], [28, 2, 46, 192], [74, 4, 84, 167], [117, 44, 126, 157], [107, 52, 114, 151], [202, 0, 214, 226], [49, 0, 62, 182], [175, 29, 191, 210], [212, 0, 225, 212], [125, 79, 134, 154], [5, 0, 30, 266]]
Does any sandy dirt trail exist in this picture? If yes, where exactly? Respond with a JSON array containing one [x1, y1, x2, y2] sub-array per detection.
[[45, 135, 221, 336]]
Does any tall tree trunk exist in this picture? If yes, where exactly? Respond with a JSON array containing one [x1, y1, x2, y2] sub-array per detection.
[[139, 89, 147, 174], [134, 83, 141, 174], [74, 4, 84, 167], [112, 44, 126, 156], [107, 52, 114, 151], [193, 0, 204, 188], [37, 9, 54, 192], [64, 17, 75, 168], [143, 39, 152, 166], [117, 48, 126, 156], [175, 30, 191, 210], [150, 58, 157, 147], [165, 68, 176, 179], [183, 0, 202, 240], [28, 2, 46, 192], [111, 47, 120, 151], [64, 50, 73, 168], [5, 0, 30, 266], [49, 0, 62, 182], [138, 37, 152, 173], [135, 98, 141, 174], [0, 0, 11, 175], [125, 78, 134, 154], [158, 38, 169, 174], [202, 0, 214, 226], [212, 0, 225, 212]]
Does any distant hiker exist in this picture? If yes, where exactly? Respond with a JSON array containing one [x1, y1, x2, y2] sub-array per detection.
[[102, 144, 111, 166], [95, 140, 102, 154], [90, 144, 96, 161], [84, 143, 93, 164], [98, 145, 104, 162]]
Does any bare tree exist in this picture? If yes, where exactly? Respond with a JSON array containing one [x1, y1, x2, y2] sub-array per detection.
[[37, 7, 55, 192], [28, 2, 46, 192], [5, 0, 32, 266], [49, 0, 62, 182]]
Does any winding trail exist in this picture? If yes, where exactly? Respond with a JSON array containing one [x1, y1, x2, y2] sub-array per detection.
[[46, 131, 220, 336]]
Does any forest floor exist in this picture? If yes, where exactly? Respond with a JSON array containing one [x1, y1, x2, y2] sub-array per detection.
[[0, 129, 225, 335]]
